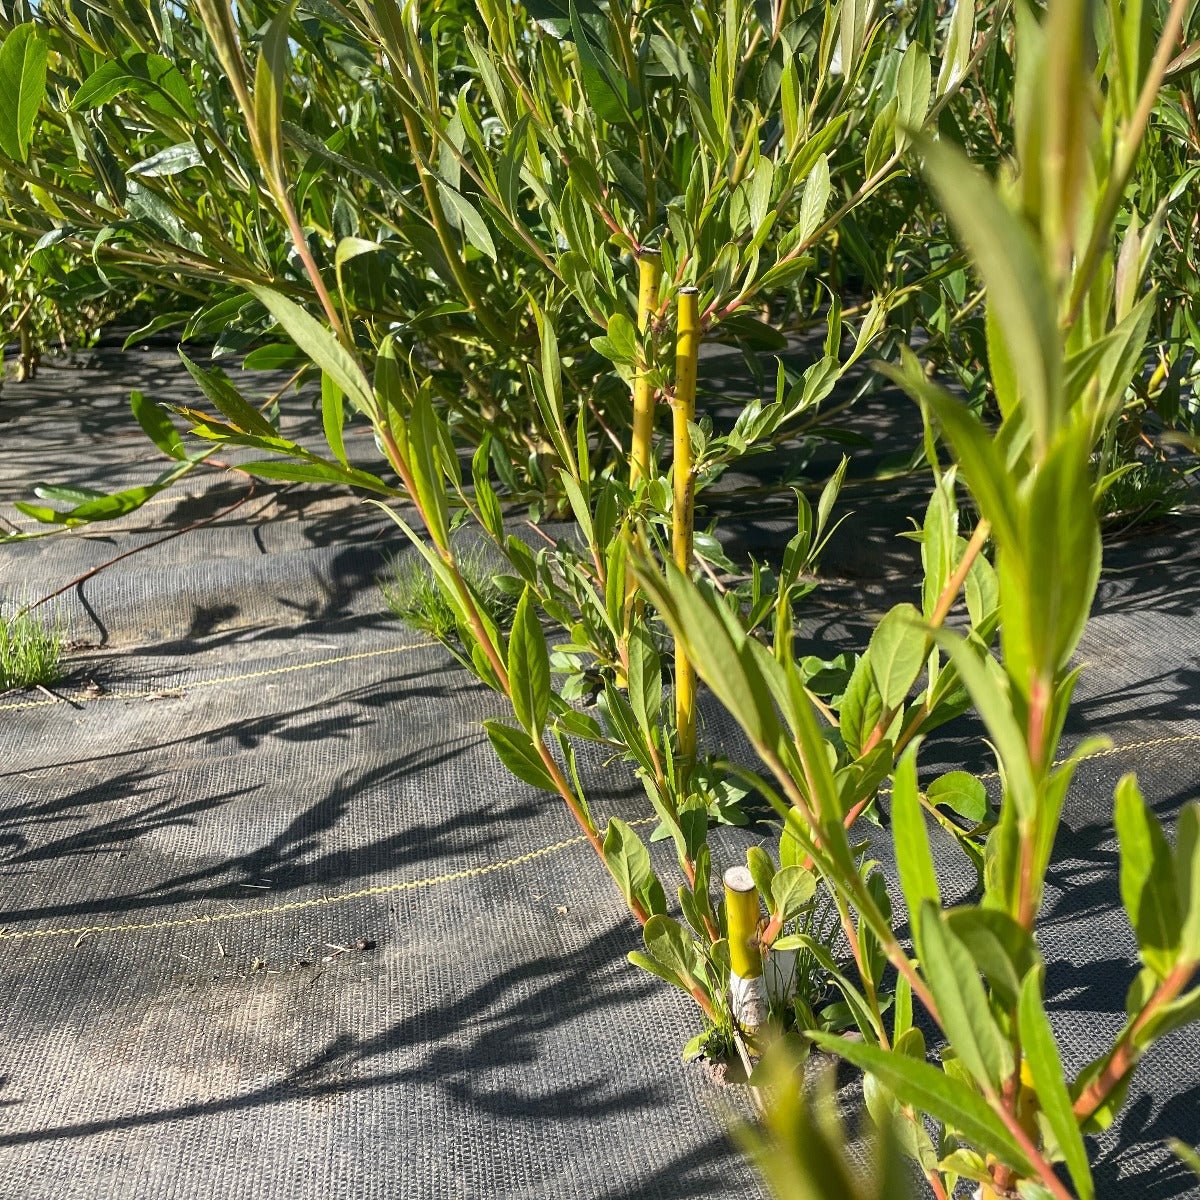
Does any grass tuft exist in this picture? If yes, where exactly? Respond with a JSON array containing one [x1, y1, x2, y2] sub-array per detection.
[[0, 609, 63, 693], [381, 546, 516, 645]]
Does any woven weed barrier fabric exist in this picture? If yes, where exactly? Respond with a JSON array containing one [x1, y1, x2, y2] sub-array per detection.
[[1, 347, 1198, 1199], [0, 349, 765, 1200]]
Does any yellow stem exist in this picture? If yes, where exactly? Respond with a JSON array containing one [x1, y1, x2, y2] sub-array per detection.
[[630, 250, 663, 488], [622, 250, 664, 666], [673, 287, 701, 759]]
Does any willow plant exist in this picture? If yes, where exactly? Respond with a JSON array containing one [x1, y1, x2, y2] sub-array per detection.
[[5, 5, 1197, 1162], [0, 0, 1081, 1063], [639, 1, 1200, 1195], [1, 0, 1002, 517]]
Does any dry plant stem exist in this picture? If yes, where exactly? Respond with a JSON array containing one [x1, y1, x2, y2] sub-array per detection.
[[1072, 959, 1198, 1122], [18, 476, 261, 617], [672, 289, 701, 760]]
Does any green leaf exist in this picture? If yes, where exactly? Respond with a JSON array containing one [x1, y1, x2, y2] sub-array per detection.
[[838, 653, 883, 758], [484, 721, 556, 792], [131, 390, 185, 461], [0, 24, 47, 163], [919, 901, 1012, 1089], [937, 0, 975, 94], [797, 154, 830, 243], [127, 142, 202, 178], [916, 135, 1060, 454], [1169, 1140, 1200, 1181], [892, 747, 941, 931], [893, 361, 1020, 554], [254, 1, 294, 176], [71, 61, 133, 110], [472, 440, 504, 541], [236, 459, 389, 491], [570, 0, 629, 124], [1176, 802, 1200, 962], [921, 478, 958, 617], [895, 42, 932, 153], [770, 865, 817, 923], [70, 53, 196, 118], [508, 587, 551, 735], [627, 949, 685, 991], [438, 184, 498, 261], [603, 818, 666, 916], [927, 771, 988, 824], [246, 285, 374, 414], [632, 561, 780, 750], [16, 460, 193, 527], [321, 373, 348, 467], [642, 914, 702, 991], [930, 627, 1036, 821], [944, 907, 1039, 1010], [839, 0, 869, 80], [807, 1031, 1032, 1174], [1115, 773, 1182, 976], [869, 603, 926, 709], [179, 353, 277, 439], [747, 846, 777, 899], [407, 383, 451, 548], [994, 427, 1100, 706], [1019, 966, 1094, 1200], [626, 623, 662, 737]]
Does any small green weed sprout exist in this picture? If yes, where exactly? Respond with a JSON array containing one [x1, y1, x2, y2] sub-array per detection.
[[0, 609, 62, 692]]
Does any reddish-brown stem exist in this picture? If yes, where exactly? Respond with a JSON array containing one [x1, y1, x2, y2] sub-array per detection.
[[989, 1093, 1075, 1200], [1073, 959, 1197, 1122]]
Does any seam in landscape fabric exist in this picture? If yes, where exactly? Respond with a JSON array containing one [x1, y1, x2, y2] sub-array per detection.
[[0, 819, 658, 945], [1, 733, 1198, 949], [0, 641, 428, 712]]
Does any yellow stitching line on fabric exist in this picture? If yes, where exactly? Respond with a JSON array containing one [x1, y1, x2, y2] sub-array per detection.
[[0, 642, 428, 712], [3, 731, 1197, 948], [0, 819, 658, 945]]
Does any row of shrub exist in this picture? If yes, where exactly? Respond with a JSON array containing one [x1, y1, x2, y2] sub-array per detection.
[[2, 2, 1199, 1196]]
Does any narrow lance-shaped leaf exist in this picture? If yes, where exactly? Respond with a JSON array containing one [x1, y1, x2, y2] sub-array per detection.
[[915, 135, 1061, 456], [254, 1, 295, 180], [508, 587, 551, 736], [807, 1031, 1033, 1175], [869, 603, 926, 710], [891, 747, 941, 938], [919, 901, 1013, 1090], [603, 818, 666, 916], [1019, 966, 1095, 1200], [895, 42, 931, 153], [247, 285, 374, 415], [1115, 773, 1182, 977], [937, 0, 975, 95], [1176, 803, 1200, 962], [485, 721, 556, 792], [0, 24, 48, 163]]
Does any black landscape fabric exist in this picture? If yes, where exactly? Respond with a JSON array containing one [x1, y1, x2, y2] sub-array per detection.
[[0, 346, 1198, 1200]]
